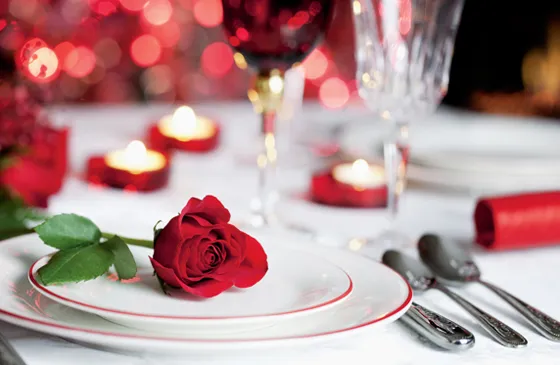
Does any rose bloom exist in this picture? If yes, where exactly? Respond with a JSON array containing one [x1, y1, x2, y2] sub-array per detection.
[[150, 196, 268, 298]]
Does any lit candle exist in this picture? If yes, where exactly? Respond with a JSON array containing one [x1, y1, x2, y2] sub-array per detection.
[[158, 106, 216, 141], [105, 140, 166, 175], [332, 159, 385, 189]]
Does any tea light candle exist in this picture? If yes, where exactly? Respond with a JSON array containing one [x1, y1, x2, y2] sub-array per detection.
[[86, 140, 170, 192], [105, 140, 166, 174], [148, 106, 220, 152], [158, 106, 216, 141], [332, 159, 385, 189]]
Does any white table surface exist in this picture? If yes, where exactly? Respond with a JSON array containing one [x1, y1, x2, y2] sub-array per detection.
[[2, 102, 560, 365]]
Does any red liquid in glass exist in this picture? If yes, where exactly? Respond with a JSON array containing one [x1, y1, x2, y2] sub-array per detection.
[[221, 0, 334, 71]]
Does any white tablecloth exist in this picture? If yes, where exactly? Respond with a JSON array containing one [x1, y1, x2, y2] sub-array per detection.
[[2, 103, 560, 365]]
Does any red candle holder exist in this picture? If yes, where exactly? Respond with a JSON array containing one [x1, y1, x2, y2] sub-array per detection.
[[309, 166, 387, 208], [86, 150, 171, 192]]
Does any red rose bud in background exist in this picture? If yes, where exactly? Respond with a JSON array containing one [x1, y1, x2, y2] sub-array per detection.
[[0, 125, 68, 208], [150, 195, 268, 298]]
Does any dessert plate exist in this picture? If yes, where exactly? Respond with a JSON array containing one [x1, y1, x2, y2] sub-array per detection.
[[29, 245, 353, 333], [0, 233, 411, 355]]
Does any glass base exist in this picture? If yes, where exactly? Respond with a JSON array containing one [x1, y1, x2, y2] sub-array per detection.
[[356, 229, 414, 260]]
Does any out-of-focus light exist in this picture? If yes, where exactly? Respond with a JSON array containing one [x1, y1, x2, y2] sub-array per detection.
[[399, 0, 412, 35], [88, 0, 119, 16], [54, 42, 75, 67], [201, 42, 233, 78], [9, 0, 39, 21], [131, 34, 162, 67], [142, 0, 172, 26], [26, 47, 60, 83], [228, 36, 240, 47], [193, 0, 223, 28], [151, 20, 181, 48], [236, 27, 249, 41], [65, 46, 97, 78], [119, 0, 146, 12], [319, 77, 350, 109], [288, 11, 309, 29], [94, 38, 122, 68], [233, 52, 247, 69], [0, 20, 7, 32], [302, 49, 328, 80], [141, 65, 173, 95]]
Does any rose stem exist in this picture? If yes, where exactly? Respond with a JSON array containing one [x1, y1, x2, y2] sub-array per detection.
[[100, 232, 153, 248]]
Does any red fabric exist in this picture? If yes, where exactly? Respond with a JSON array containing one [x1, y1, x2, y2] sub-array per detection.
[[474, 191, 560, 250], [147, 123, 220, 153], [310, 169, 387, 208], [86, 154, 170, 192], [0, 127, 68, 207]]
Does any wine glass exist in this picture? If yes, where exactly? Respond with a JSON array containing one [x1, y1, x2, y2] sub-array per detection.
[[351, 0, 465, 248], [221, 0, 335, 228]]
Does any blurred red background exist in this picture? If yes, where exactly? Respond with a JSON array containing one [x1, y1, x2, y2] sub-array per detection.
[[0, 0, 357, 109]]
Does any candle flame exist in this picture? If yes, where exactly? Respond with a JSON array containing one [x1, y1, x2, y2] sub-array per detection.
[[352, 159, 370, 172], [124, 140, 149, 172], [171, 106, 197, 136]]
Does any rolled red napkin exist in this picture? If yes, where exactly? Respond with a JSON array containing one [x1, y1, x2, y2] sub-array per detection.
[[474, 191, 560, 250]]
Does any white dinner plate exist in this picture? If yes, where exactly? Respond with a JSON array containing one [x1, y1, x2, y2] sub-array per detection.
[[0, 233, 411, 355], [408, 120, 560, 175], [28, 245, 353, 334], [339, 112, 560, 192]]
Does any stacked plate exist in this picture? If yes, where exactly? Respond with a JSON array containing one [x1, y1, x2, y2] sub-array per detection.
[[0, 232, 412, 355], [340, 111, 560, 194]]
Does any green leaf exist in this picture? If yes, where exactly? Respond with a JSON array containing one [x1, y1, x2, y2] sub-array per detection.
[[34, 214, 101, 250], [38, 244, 114, 285], [103, 235, 137, 280], [155, 272, 169, 295]]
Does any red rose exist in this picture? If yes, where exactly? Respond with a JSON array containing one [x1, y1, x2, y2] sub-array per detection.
[[149, 196, 268, 298], [0, 126, 68, 208]]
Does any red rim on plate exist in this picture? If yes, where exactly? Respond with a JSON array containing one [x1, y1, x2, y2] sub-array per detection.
[[0, 282, 412, 344], [28, 256, 354, 321]]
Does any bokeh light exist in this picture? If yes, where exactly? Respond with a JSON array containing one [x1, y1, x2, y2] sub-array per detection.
[[88, 0, 119, 16], [26, 47, 60, 83], [142, 0, 172, 26], [319, 77, 350, 109], [193, 0, 223, 28], [119, 0, 147, 12], [130, 34, 162, 67], [201, 42, 233, 78], [151, 20, 181, 48], [302, 49, 329, 80], [65, 46, 97, 78]]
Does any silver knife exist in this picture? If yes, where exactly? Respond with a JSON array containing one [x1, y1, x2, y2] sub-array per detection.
[[400, 302, 475, 350], [0, 332, 27, 365]]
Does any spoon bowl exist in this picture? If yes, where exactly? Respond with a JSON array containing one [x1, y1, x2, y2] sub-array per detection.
[[381, 250, 435, 291], [418, 234, 481, 283]]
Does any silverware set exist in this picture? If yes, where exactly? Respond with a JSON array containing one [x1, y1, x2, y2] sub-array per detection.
[[382, 233, 560, 350]]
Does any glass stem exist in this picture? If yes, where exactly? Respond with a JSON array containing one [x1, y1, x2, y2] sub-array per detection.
[[384, 121, 409, 227], [252, 110, 278, 226]]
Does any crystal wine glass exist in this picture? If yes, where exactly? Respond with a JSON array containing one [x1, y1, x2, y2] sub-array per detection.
[[221, 0, 334, 228], [351, 0, 464, 248]]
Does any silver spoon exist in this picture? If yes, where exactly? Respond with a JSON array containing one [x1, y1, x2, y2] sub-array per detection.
[[418, 233, 560, 342], [382, 250, 528, 348]]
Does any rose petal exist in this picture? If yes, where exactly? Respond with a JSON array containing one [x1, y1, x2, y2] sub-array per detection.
[[150, 257, 184, 288], [186, 278, 234, 298], [233, 232, 268, 288], [153, 216, 183, 268], [181, 195, 231, 225], [180, 218, 212, 239]]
